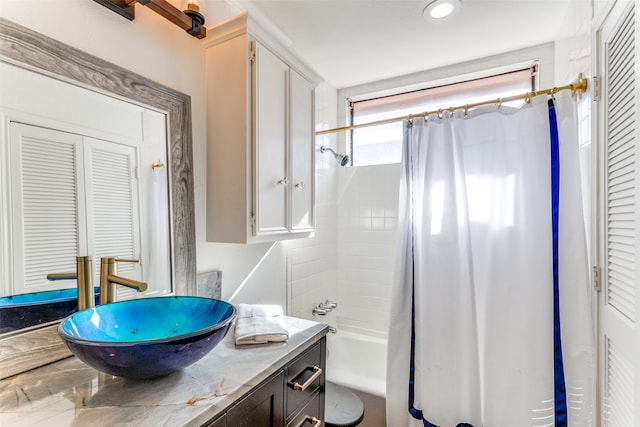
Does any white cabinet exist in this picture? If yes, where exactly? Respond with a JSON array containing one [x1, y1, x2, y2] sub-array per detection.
[[205, 12, 319, 243]]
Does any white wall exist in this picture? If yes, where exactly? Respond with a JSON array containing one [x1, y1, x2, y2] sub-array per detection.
[[0, 0, 291, 305]]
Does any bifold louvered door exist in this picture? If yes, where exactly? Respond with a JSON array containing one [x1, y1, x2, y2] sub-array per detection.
[[85, 137, 142, 300], [8, 123, 140, 297], [9, 124, 85, 294], [597, 1, 640, 426]]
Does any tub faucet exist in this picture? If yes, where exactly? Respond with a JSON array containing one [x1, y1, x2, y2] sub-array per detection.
[[99, 257, 148, 305], [319, 300, 338, 310], [47, 256, 95, 310], [313, 306, 329, 315], [313, 300, 338, 315]]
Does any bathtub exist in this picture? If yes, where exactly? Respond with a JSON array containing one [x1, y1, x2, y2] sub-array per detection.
[[325, 329, 387, 398]]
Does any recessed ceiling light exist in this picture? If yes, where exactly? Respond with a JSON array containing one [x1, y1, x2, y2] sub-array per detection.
[[423, 0, 462, 20]]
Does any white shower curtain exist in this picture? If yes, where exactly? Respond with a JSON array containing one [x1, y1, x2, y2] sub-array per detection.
[[387, 92, 594, 426]]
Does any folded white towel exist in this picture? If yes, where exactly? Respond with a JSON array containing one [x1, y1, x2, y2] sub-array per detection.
[[234, 304, 289, 345]]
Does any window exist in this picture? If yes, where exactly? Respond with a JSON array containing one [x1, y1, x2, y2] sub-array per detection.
[[349, 68, 535, 166]]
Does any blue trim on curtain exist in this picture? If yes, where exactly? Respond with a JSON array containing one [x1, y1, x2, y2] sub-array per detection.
[[548, 98, 568, 426], [405, 119, 475, 427]]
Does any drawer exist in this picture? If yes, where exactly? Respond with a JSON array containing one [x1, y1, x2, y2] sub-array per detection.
[[288, 391, 322, 427], [286, 341, 324, 421]]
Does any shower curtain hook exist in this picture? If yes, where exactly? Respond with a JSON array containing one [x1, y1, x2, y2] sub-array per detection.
[[406, 114, 414, 126]]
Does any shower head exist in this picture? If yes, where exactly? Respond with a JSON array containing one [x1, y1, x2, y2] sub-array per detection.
[[320, 146, 350, 167]]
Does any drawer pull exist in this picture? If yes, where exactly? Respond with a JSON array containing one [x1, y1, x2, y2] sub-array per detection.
[[299, 416, 321, 427], [291, 365, 322, 391]]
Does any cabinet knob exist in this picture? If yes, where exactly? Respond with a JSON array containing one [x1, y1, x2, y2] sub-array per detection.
[[277, 178, 289, 186], [294, 182, 305, 189]]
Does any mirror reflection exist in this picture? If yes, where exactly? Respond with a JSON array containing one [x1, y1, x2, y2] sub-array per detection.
[[0, 61, 172, 334], [0, 18, 195, 378]]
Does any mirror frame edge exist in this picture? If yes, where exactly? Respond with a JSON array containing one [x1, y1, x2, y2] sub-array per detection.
[[0, 18, 197, 379]]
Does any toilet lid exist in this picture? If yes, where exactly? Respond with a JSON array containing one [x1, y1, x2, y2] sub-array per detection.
[[324, 381, 365, 427]]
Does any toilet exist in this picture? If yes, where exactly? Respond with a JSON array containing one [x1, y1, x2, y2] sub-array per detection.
[[325, 380, 365, 427]]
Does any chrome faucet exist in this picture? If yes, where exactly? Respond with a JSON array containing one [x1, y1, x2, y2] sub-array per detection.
[[312, 300, 338, 315], [99, 257, 148, 305], [47, 256, 95, 310]]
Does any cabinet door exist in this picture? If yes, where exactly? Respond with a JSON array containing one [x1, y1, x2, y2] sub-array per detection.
[[227, 370, 285, 427], [205, 414, 226, 427], [254, 42, 288, 235], [289, 70, 315, 232]]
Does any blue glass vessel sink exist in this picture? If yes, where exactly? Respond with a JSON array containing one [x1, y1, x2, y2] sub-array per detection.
[[0, 287, 100, 333], [58, 296, 236, 379]]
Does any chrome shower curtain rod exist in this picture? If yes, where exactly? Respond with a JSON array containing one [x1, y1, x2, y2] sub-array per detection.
[[315, 78, 589, 136]]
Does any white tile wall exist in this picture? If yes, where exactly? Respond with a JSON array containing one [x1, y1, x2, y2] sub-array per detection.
[[286, 83, 340, 322], [287, 84, 401, 339], [336, 164, 401, 338], [554, 0, 593, 255]]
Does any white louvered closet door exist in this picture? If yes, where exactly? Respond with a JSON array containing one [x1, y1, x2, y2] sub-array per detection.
[[9, 123, 87, 295], [597, 1, 640, 426], [84, 137, 142, 301], [8, 124, 141, 298]]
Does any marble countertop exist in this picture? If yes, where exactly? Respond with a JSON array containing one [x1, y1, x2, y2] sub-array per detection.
[[0, 316, 328, 426]]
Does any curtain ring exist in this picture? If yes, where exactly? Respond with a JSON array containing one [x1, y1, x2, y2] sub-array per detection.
[[406, 114, 414, 126], [437, 109, 443, 120], [464, 105, 469, 116], [497, 98, 502, 109]]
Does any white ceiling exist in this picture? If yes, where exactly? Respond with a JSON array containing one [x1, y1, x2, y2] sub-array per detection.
[[233, 0, 581, 89]]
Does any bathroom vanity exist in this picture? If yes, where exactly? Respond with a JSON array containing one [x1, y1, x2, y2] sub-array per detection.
[[0, 317, 328, 426]]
